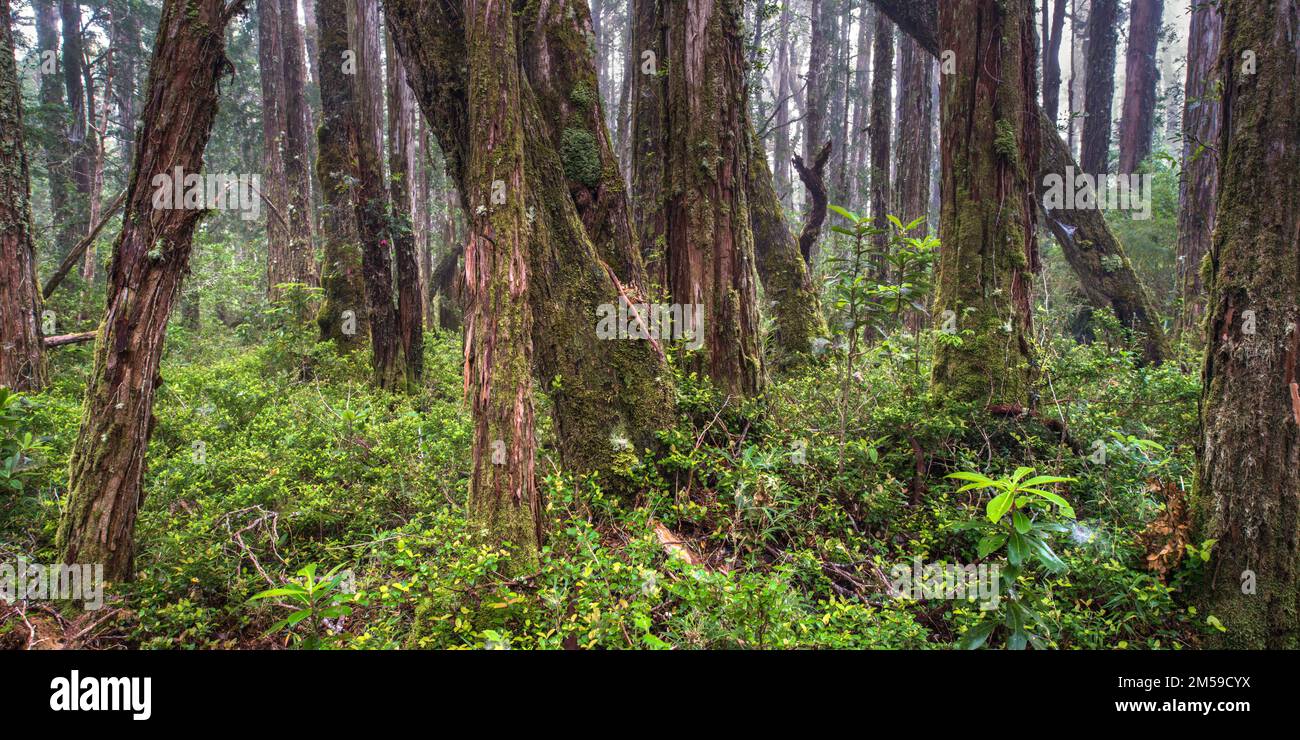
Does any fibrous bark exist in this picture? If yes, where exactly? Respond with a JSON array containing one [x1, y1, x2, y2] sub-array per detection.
[[1193, 0, 1300, 649], [58, 0, 241, 580], [1079, 0, 1117, 175], [1117, 0, 1163, 174], [1175, 2, 1221, 339]]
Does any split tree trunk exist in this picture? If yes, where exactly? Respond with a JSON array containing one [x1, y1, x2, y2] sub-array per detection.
[[58, 0, 240, 580]]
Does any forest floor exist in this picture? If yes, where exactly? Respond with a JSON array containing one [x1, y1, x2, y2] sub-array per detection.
[[1, 309, 1214, 649]]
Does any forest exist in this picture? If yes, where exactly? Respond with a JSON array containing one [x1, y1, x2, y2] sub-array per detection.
[[0, 0, 1296, 654]]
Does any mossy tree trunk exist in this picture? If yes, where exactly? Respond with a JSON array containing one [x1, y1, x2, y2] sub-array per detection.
[[58, 0, 240, 581], [658, 0, 766, 397], [868, 0, 1169, 365], [313, 0, 369, 352], [931, 0, 1039, 408], [1194, 0, 1300, 649], [386, 0, 674, 481], [0, 0, 48, 392]]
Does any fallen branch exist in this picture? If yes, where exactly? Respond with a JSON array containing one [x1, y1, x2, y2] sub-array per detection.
[[43, 331, 97, 348], [41, 190, 126, 299]]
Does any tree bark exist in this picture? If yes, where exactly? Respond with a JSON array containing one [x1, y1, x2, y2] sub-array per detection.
[[313, 0, 369, 351], [868, 12, 894, 265], [1079, 0, 1117, 175], [1194, 0, 1300, 649], [57, 0, 241, 580], [848, 0, 874, 211], [931, 0, 1039, 407], [280, 0, 319, 289], [1175, 1, 1220, 340], [1, 0, 48, 392], [1117, 0, 1162, 174], [386, 30, 424, 387], [894, 32, 933, 236], [59, 0, 93, 261], [258, 0, 293, 297], [348, 0, 404, 388], [462, 0, 542, 567], [660, 0, 765, 396], [34, 0, 70, 246]]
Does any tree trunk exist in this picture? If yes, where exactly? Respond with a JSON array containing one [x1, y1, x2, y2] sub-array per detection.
[[1116, 0, 1162, 174], [109, 0, 140, 165], [280, 0, 319, 290], [59, 0, 93, 261], [57, 0, 239, 580], [770, 2, 795, 207], [804, 0, 833, 164], [1068, 0, 1088, 157], [1174, 1, 1220, 340], [301, 0, 321, 87], [629, 0, 667, 283], [1194, 0, 1300, 649], [348, 0, 405, 388], [1079, 0, 1116, 175], [848, 0, 874, 211], [661, 0, 765, 396], [34, 0, 70, 246], [386, 29, 424, 387], [868, 0, 1168, 364], [313, 0, 369, 351], [894, 32, 933, 236], [0, 0, 47, 392], [1041, 0, 1066, 127], [931, 0, 1039, 407], [868, 12, 894, 266], [258, 0, 293, 297], [461, 0, 542, 567]]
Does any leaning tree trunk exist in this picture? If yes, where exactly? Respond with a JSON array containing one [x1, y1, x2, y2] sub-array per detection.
[[931, 0, 1039, 407], [313, 0, 369, 351], [0, 0, 47, 392], [1174, 2, 1221, 341], [1194, 0, 1300, 649], [462, 0, 541, 569], [1079, 0, 1117, 175], [1117, 0, 1162, 175], [58, 0, 240, 581], [660, 0, 765, 396], [867, 0, 1168, 365]]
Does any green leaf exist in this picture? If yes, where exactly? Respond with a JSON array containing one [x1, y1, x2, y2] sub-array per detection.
[[986, 490, 1015, 523], [827, 204, 858, 222], [1020, 475, 1076, 488], [947, 471, 996, 486], [1013, 511, 1031, 534], [1007, 531, 1028, 566], [1010, 467, 1034, 485], [958, 619, 997, 650], [1021, 488, 1076, 518], [248, 587, 306, 602], [977, 533, 1008, 558], [1025, 535, 1067, 573]]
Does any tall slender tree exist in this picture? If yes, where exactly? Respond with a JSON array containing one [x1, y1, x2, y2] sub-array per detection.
[[386, 30, 424, 386], [1079, 0, 1116, 175], [867, 12, 893, 266], [1175, 1, 1220, 339], [1117, 0, 1163, 174], [1, 0, 48, 392], [58, 0, 243, 579]]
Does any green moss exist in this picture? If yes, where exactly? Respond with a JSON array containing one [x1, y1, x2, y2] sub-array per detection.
[[560, 127, 601, 188], [569, 80, 596, 113]]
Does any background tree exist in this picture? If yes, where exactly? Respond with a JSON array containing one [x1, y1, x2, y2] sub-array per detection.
[[1117, 0, 1163, 174], [1079, 0, 1117, 175]]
